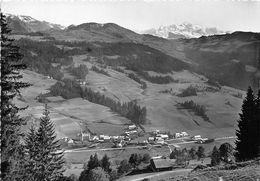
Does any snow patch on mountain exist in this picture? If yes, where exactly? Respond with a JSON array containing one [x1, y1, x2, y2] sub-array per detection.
[[141, 22, 230, 39]]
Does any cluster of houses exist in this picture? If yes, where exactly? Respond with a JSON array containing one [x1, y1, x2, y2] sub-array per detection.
[[60, 124, 208, 149], [60, 124, 138, 148]]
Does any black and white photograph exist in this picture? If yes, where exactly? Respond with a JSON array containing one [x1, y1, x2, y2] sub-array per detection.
[[1, 0, 260, 180]]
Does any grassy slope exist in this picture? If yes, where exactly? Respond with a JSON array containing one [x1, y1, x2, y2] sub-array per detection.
[[165, 159, 260, 181], [16, 70, 131, 139], [72, 54, 243, 138]]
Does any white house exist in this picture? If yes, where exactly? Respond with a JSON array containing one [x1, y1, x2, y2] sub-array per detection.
[[125, 130, 137, 135], [91, 136, 99, 142], [158, 134, 169, 140], [128, 124, 137, 130], [175, 133, 181, 138], [148, 137, 155, 142], [180, 132, 188, 137], [80, 132, 91, 141], [193, 135, 202, 140], [67, 138, 74, 144]]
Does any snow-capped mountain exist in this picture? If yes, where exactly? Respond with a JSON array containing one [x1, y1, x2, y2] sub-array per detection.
[[141, 23, 230, 39], [6, 14, 65, 33]]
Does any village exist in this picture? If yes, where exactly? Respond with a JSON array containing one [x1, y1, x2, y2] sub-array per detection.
[[59, 124, 211, 150]]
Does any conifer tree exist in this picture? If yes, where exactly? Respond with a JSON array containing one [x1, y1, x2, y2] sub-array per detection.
[[25, 105, 65, 181], [196, 146, 205, 161], [1, 12, 30, 180], [24, 126, 39, 181], [235, 87, 257, 161], [188, 147, 197, 160], [211, 146, 220, 166], [255, 91, 260, 157], [79, 153, 101, 181], [101, 154, 111, 173]]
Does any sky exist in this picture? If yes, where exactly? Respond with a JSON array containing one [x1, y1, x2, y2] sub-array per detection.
[[1, 0, 260, 32]]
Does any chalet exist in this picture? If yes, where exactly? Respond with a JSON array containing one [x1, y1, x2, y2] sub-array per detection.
[[67, 138, 74, 145], [91, 136, 99, 142], [150, 158, 176, 172], [99, 135, 110, 142], [80, 132, 91, 141], [128, 124, 137, 130], [180, 132, 188, 137], [125, 130, 137, 135], [175, 133, 181, 138], [148, 137, 155, 142], [193, 135, 202, 140], [157, 134, 169, 140]]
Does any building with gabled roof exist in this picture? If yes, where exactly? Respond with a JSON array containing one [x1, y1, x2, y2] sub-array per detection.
[[150, 158, 176, 172]]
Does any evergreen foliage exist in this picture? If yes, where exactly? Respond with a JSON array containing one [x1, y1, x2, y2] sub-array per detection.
[[24, 104, 65, 181], [178, 86, 197, 97], [188, 147, 197, 160], [219, 143, 233, 163], [50, 79, 147, 125], [80, 154, 112, 181], [1, 13, 31, 181], [101, 154, 111, 173], [196, 146, 206, 160], [69, 64, 88, 79], [178, 100, 210, 122], [127, 73, 147, 89], [87, 167, 110, 181], [211, 146, 221, 166], [91, 65, 110, 76], [117, 160, 132, 175], [235, 87, 260, 161], [128, 153, 142, 168]]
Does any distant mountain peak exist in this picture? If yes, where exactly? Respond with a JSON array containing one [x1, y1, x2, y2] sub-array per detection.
[[6, 13, 65, 33], [141, 23, 230, 39]]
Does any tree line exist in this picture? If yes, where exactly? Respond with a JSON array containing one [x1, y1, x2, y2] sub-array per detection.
[[78, 152, 151, 181], [177, 100, 210, 123], [91, 65, 110, 77], [49, 79, 147, 125]]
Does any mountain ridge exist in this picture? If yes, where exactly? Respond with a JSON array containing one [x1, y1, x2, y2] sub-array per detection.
[[141, 23, 230, 39]]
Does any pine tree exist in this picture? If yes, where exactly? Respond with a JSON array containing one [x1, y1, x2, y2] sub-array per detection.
[[196, 146, 205, 161], [211, 146, 220, 166], [25, 104, 65, 181], [235, 87, 257, 161], [1, 12, 30, 180], [251, 90, 260, 157], [101, 154, 111, 173], [87, 167, 109, 181], [24, 126, 39, 181], [188, 147, 197, 160]]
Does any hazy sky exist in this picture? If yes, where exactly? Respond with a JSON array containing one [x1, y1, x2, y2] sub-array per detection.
[[2, 0, 260, 32]]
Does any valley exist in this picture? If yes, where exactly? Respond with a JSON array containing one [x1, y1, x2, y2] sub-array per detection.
[[5, 13, 259, 180]]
